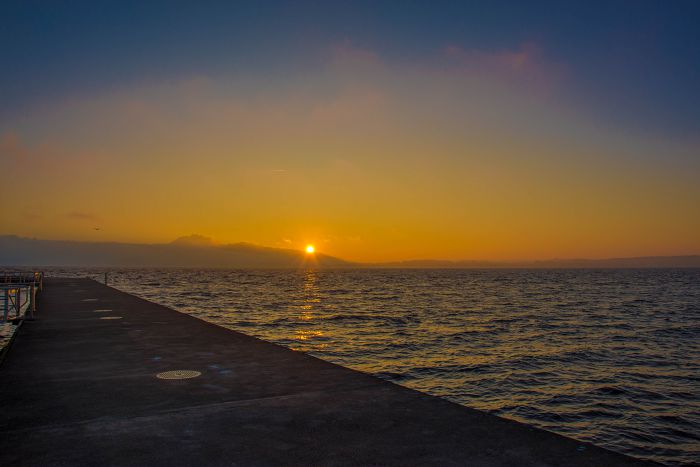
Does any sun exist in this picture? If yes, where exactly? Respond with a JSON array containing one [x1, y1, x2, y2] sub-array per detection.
[[305, 245, 315, 254]]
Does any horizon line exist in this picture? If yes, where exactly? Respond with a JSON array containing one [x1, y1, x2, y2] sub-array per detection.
[[2, 234, 699, 266]]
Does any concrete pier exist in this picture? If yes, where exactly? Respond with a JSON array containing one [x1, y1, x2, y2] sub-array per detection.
[[0, 278, 652, 466]]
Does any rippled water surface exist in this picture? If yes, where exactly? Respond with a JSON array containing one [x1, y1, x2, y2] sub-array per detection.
[[49, 268, 700, 465]]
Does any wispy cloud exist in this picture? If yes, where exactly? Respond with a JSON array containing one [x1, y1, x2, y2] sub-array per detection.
[[443, 41, 567, 95], [328, 41, 384, 70], [66, 211, 100, 222]]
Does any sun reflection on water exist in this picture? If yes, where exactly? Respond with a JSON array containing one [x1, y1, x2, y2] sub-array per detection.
[[289, 269, 326, 351]]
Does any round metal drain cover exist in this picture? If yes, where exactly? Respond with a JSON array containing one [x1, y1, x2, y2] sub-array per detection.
[[156, 370, 202, 380], [99, 316, 122, 320]]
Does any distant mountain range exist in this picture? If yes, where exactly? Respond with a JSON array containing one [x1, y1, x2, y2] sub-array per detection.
[[0, 235, 350, 268], [1, 235, 699, 268]]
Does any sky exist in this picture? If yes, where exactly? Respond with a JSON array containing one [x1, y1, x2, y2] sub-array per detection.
[[1, 1, 699, 262]]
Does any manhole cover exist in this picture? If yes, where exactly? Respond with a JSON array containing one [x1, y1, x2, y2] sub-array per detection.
[[93, 309, 112, 312], [156, 370, 202, 380], [99, 316, 122, 320]]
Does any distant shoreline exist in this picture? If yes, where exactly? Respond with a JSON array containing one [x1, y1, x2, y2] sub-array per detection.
[[2, 235, 699, 268]]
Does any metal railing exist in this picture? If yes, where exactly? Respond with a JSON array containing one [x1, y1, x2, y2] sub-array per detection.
[[0, 272, 43, 323]]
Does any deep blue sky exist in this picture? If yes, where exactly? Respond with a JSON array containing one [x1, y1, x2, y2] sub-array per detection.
[[2, 0, 699, 136]]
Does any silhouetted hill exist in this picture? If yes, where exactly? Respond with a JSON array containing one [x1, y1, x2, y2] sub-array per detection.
[[0, 235, 352, 268], [1, 235, 698, 268]]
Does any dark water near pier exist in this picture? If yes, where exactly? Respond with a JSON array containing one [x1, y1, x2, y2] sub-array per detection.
[[49, 268, 700, 465]]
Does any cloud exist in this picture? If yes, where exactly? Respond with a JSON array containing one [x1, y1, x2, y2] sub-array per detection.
[[443, 41, 566, 95], [66, 211, 100, 222], [170, 234, 215, 246], [328, 41, 384, 70], [23, 211, 43, 222]]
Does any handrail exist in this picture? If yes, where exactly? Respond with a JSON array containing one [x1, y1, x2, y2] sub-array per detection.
[[0, 271, 43, 286], [0, 272, 42, 322]]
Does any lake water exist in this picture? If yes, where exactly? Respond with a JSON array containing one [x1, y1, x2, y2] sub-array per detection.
[[47, 268, 700, 465]]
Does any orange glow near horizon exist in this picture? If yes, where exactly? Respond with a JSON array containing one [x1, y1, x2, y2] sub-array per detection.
[[1, 46, 698, 263]]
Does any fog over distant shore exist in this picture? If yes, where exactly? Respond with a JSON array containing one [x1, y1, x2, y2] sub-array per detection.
[[2, 235, 699, 269]]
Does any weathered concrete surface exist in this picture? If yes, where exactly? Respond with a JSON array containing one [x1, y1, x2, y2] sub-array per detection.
[[0, 278, 653, 466]]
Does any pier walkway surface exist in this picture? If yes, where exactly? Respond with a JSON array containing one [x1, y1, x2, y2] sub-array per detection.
[[0, 278, 652, 466]]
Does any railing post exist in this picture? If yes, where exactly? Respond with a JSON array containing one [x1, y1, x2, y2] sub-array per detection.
[[15, 287, 21, 318], [3, 289, 8, 322], [29, 283, 36, 319], [104, 272, 108, 286]]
